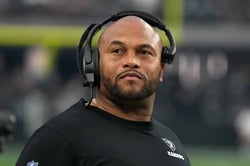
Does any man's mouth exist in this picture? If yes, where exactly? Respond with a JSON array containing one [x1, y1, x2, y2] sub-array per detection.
[[118, 71, 143, 80]]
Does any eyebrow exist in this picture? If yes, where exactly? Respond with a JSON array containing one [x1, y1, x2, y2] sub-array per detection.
[[110, 40, 124, 46], [136, 44, 154, 50], [110, 40, 154, 50]]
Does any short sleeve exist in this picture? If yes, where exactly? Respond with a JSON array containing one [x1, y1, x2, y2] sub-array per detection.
[[16, 127, 76, 166]]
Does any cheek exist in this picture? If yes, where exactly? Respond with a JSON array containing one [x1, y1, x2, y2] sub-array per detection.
[[146, 64, 163, 81], [99, 59, 117, 80]]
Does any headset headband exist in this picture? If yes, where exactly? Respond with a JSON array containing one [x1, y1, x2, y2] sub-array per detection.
[[77, 10, 176, 89]]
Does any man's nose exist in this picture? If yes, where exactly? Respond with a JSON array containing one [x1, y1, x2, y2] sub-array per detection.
[[123, 52, 140, 68]]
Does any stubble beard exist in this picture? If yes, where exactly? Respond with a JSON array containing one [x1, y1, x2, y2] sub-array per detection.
[[101, 73, 161, 101]]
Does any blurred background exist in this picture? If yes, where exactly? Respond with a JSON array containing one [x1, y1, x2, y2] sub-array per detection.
[[0, 0, 250, 165]]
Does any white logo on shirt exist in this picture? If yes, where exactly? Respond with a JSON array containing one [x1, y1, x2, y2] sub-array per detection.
[[161, 138, 185, 160], [27, 160, 39, 166], [167, 151, 185, 160], [161, 138, 176, 151]]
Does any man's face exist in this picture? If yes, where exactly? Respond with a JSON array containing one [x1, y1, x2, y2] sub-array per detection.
[[98, 17, 164, 101]]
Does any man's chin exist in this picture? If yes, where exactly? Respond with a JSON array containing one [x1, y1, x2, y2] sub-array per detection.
[[115, 88, 149, 100]]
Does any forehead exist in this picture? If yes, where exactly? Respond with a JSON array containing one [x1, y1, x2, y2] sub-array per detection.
[[98, 16, 162, 46]]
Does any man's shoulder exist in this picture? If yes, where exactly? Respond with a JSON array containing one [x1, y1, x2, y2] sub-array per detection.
[[152, 118, 182, 143], [43, 98, 89, 130]]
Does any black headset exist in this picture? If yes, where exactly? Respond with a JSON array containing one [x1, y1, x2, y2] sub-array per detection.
[[77, 10, 176, 88]]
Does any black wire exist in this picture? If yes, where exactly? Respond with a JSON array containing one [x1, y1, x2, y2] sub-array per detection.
[[84, 84, 94, 107]]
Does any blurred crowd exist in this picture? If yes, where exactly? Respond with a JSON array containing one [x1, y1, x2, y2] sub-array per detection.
[[0, 46, 85, 140], [0, 0, 249, 24], [184, 0, 250, 23], [0, 0, 163, 25]]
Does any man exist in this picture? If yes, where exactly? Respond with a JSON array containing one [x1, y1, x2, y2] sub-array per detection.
[[16, 12, 191, 166]]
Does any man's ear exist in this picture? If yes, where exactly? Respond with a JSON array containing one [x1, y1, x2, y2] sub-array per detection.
[[160, 63, 165, 82], [161, 62, 165, 69]]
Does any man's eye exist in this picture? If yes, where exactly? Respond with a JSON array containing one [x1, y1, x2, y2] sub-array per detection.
[[113, 49, 120, 53], [112, 48, 123, 54], [139, 50, 152, 55]]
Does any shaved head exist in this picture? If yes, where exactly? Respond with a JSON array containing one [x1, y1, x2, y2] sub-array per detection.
[[98, 16, 163, 50]]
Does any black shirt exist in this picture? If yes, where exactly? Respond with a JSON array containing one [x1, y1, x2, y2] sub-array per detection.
[[16, 99, 191, 166]]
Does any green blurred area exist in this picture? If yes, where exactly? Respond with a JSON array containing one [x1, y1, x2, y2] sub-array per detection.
[[1, 143, 250, 166], [0, 1, 184, 48]]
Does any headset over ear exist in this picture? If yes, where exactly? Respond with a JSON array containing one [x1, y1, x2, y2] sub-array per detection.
[[76, 10, 176, 88]]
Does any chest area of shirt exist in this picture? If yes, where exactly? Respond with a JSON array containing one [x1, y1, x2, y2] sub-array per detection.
[[74, 128, 189, 166]]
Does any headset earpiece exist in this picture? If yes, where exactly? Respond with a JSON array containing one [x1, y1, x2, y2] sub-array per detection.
[[162, 47, 175, 64], [81, 46, 100, 87]]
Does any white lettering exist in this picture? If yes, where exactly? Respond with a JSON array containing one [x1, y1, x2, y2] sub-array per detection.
[[167, 151, 185, 160]]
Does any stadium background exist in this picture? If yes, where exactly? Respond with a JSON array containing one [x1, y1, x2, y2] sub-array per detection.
[[0, 0, 250, 165]]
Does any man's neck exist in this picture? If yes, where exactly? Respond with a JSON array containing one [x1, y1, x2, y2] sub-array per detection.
[[91, 95, 155, 122]]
